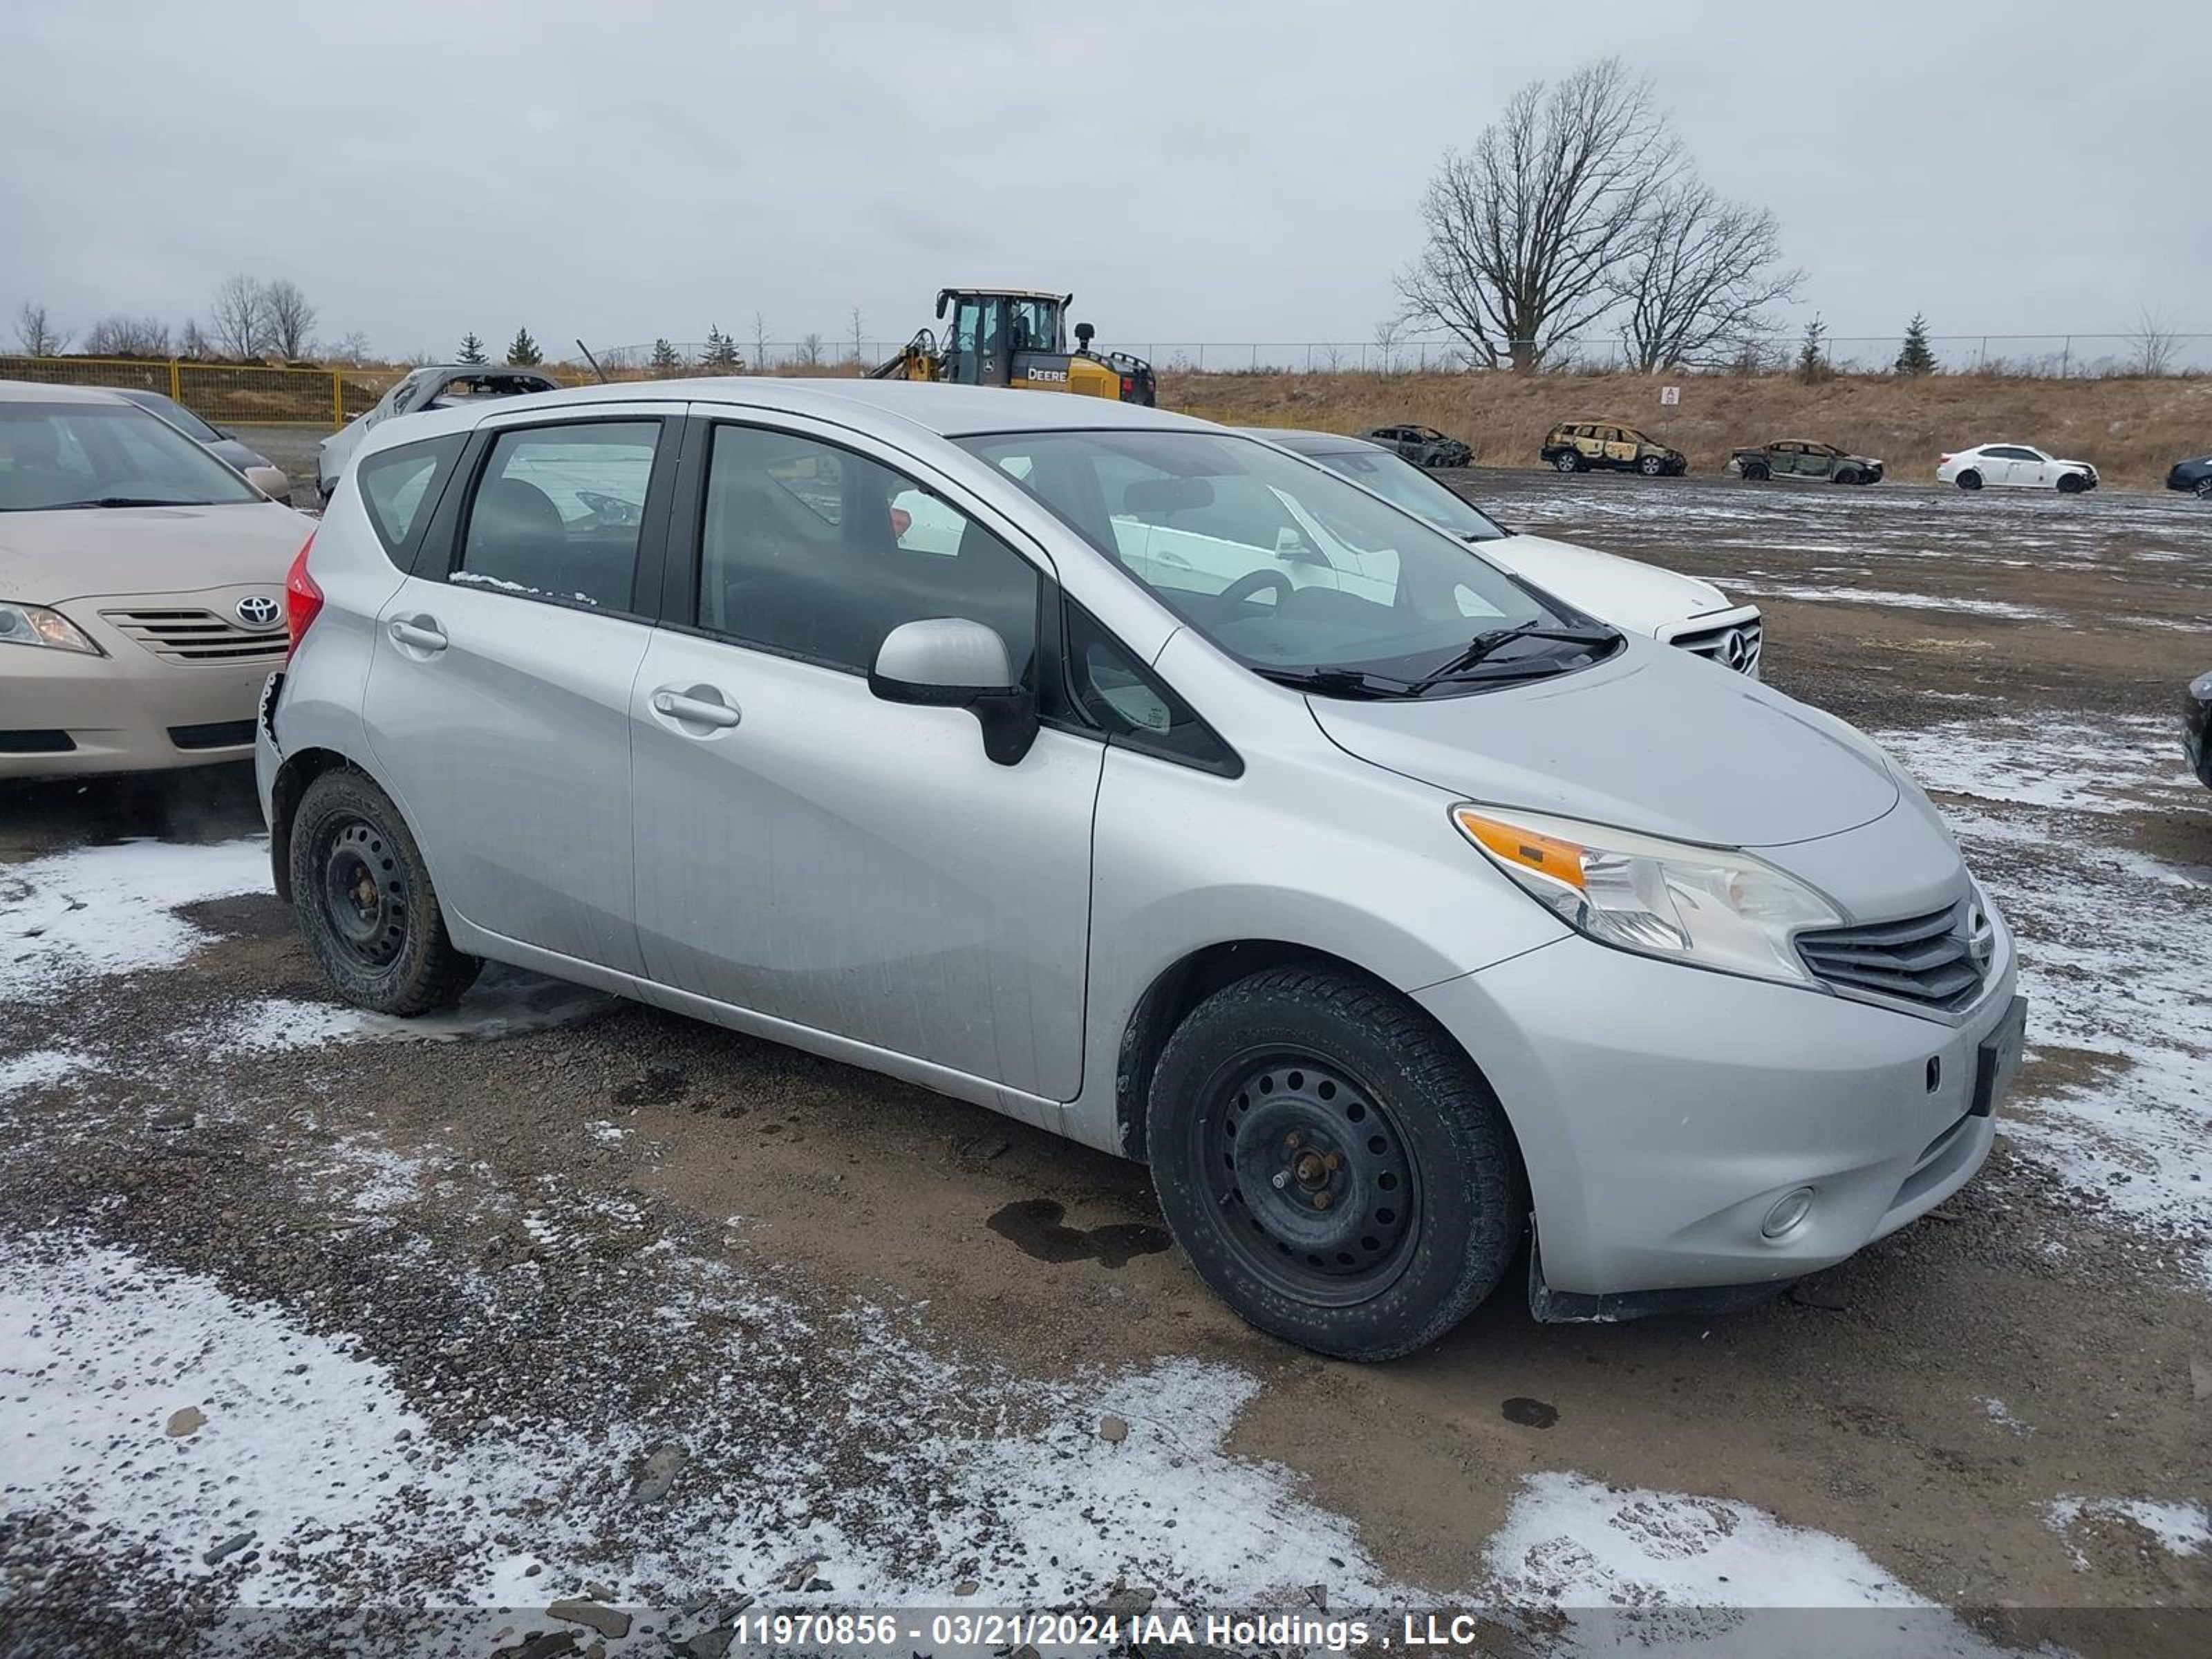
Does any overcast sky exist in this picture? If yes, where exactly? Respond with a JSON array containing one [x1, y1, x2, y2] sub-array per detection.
[[6, 1, 2200, 358]]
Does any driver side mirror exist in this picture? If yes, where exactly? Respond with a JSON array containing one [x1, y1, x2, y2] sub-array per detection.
[[868, 617, 1038, 766]]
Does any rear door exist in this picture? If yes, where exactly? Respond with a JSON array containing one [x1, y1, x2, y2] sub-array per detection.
[[1798, 444, 1836, 480], [628, 410, 1100, 1100], [1603, 427, 1638, 467], [362, 406, 678, 974]]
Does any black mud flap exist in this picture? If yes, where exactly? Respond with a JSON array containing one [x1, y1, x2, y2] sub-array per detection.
[[1527, 1230, 1789, 1324]]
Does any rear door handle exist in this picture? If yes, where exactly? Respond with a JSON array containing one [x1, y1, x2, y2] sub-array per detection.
[[388, 617, 448, 654], [650, 685, 742, 731]]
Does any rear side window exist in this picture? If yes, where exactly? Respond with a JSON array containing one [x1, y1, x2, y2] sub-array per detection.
[[358, 434, 465, 561], [453, 420, 661, 611]]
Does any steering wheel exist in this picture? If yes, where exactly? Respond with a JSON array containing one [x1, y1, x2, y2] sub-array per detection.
[[575, 489, 642, 527], [1215, 568, 1294, 612]]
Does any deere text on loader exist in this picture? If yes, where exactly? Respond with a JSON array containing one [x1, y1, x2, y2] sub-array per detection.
[[869, 288, 1156, 405]]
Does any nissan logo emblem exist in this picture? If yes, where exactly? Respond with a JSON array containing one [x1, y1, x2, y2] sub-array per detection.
[[236, 594, 282, 629]]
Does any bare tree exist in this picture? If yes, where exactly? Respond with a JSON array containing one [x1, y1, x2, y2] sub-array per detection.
[[1315, 341, 1347, 372], [751, 312, 770, 371], [1608, 179, 1801, 371], [848, 306, 867, 366], [796, 332, 825, 368], [1370, 318, 1403, 374], [2130, 307, 2182, 377], [1396, 58, 1680, 371], [209, 274, 267, 359], [328, 329, 373, 366], [82, 315, 172, 357], [263, 280, 319, 359], [178, 319, 212, 359], [13, 301, 70, 355]]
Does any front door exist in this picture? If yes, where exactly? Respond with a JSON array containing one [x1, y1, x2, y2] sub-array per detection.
[[628, 413, 1100, 1099], [1602, 427, 1638, 468], [362, 411, 675, 974]]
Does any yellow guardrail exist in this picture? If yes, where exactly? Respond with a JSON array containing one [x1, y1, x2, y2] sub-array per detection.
[[0, 356, 417, 429]]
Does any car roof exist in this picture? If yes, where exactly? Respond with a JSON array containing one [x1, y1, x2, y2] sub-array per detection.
[[374, 375, 1211, 447], [1237, 427, 1384, 454], [103, 386, 179, 409], [0, 379, 135, 406]]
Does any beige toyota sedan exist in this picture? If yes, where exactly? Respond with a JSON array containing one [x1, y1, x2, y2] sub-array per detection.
[[1, 382, 317, 779]]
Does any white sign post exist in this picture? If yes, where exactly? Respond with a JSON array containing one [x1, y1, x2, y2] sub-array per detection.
[[1660, 385, 1681, 406]]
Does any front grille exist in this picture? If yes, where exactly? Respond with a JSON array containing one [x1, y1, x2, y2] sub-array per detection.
[[1797, 899, 1987, 1011], [100, 608, 289, 665], [0, 729, 75, 754], [169, 719, 256, 751], [1671, 617, 1762, 675]]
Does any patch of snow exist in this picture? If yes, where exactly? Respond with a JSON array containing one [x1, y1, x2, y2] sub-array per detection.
[[1981, 1398, 2032, 1436], [0, 1049, 79, 1101], [2045, 1497, 2211, 1568], [187, 967, 614, 1053], [1734, 582, 2052, 621], [0, 838, 270, 1001], [584, 1119, 626, 1145], [1877, 715, 2195, 815]]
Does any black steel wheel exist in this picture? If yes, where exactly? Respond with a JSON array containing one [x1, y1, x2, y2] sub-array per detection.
[[1149, 966, 1521, 1360], [290, 768, 480, 1015], [2056, 471, 2087, 494], [1956, 469, 1983, 491]]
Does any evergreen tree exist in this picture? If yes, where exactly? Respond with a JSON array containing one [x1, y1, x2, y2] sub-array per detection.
[[456, 331, 487, 365], [1797, 314, 1829, 383], [1894, 313, 1937, 376], [702, 324, 742, 372], [650, 337, 680, 375], [505, 328, 542, 366]]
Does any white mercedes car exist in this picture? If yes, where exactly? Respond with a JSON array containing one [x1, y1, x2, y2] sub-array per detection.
[[1246, 429, 1764, 676], [1936, 443, 2098, 494]]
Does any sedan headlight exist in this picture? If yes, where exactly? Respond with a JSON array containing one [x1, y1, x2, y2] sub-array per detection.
[[1452, 805, 1843, 987], [0, 601, 101, 655]]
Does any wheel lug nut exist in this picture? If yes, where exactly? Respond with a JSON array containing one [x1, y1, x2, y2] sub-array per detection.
[[1313, 1192, 1332, 1210], [1324, 1152, 1344, 1171], [1284, 1131, 1302, 1150]]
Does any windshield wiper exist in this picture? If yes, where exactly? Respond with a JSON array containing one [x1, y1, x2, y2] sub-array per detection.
[[1256, 666, 1419, 700], [62, 495, 202, 509], [1409, 624, 1618, 693]]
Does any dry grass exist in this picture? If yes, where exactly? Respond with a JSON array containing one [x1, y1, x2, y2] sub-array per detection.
[[1163, 369, 2212, 491]]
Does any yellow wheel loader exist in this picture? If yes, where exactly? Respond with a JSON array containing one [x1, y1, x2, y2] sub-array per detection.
[[868, 288, 1156, 405]]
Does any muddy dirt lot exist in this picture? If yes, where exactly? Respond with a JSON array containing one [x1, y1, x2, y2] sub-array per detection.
[[3, 472, 2207, 1656]]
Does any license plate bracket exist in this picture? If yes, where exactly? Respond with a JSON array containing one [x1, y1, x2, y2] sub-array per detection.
[[1971, 995, 2028, 1118]]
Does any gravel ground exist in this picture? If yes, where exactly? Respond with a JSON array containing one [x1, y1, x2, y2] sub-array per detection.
[[2, 469, 2208, 1657]]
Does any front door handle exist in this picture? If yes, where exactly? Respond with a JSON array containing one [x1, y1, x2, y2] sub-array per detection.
[[650, 684, 742, 731], [388, 617, 448, 655]]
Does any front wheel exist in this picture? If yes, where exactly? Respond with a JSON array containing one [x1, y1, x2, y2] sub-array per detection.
[[2195, 477, 2212, 500], [1956, 469, 1983, 491], [1147, 966, 1522, 1361], [1742, 461, 1770, 482], [1550, 451, 1583, 474], [290, 768, 480, 1015], [2055, 472, 2088, 494], [1638, 454, 1665, 476]]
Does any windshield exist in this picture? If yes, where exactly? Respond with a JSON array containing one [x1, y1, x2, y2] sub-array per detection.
[[0, 402, 263, 511], [119, 391, 225, 444], [957, 429, 1611, 693], [1303, 446, 1506, 541]]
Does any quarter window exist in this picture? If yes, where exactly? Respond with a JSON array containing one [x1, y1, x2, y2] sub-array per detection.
[[697, 424, 1040, 675], [454, 420, 660, 611], [359, 435, 464, 559], [1063, 604, 1239, 775]]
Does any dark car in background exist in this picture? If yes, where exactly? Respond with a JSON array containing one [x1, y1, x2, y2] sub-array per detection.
[[2167, 454, 2212, 500], [105, 387, 293, 502], [1359, 424, 1472, 469], [1539, 420, 1687, 476], [2186, 668, 2212, 789], [1730, 438, 1884, 485]]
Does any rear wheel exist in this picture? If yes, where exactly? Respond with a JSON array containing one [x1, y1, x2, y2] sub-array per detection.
[[1638, 454, 1665, 476], [290, 769, 480, 1015], [1956, 469, 1983, 491], [2055, 472, 2087, 494], [1147, 966, 1521, 1361], [1551, 451, 1583, 473]]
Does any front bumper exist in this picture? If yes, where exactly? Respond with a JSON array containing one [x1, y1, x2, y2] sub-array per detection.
[[1, 588, 284, 779], [1415, 922, 2020, 1300]]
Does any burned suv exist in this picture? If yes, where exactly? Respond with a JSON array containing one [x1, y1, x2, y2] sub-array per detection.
[[1540, 421, 1686, 477]]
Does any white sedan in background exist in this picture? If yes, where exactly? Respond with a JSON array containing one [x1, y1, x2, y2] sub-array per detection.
[[1936, 442, 2098, 494], [1244, 429, 1766, 677]]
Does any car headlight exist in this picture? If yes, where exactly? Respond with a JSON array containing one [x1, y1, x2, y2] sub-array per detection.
[[1452, 805, 1843, 987], [0, 602, 102, 655]]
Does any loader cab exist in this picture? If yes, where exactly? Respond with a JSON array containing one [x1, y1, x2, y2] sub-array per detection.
[[937, 288, 1070, 386]]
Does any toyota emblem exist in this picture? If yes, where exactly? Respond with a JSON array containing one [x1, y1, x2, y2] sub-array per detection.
[[236, 594, 282, 629]]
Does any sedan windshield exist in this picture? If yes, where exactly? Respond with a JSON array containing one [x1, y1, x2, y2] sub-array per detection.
[[119, 391, 225, 444], [0, 402, 263, 511], [1301, 445, 1506, 541], [958, 429, 1611, 693]]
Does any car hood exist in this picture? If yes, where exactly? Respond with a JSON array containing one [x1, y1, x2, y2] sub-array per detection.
[[1308, 639, 1900, 849], [0, 502, 313, 603], [1479, 532, 1732, 639]]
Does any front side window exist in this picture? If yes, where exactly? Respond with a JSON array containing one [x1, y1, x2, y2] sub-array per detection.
[[0, 401, 261, 512], [1306, 448, 1506, 541], [959, 429, 1600, 695], [697, 424, 1039, 675], [453, 420, 659, 610]]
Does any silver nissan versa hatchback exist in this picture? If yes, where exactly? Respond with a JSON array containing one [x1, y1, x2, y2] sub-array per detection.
[[257, 377, 2025, 1360]]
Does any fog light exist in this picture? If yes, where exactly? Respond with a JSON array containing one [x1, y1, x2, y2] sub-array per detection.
[[1762, 1188, 1815, 1239]]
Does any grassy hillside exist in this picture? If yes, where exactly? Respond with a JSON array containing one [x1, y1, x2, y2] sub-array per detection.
[[1161, 370, 2212, 491]]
